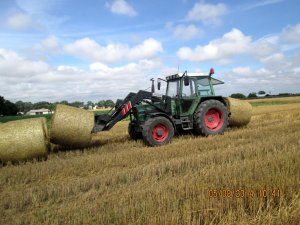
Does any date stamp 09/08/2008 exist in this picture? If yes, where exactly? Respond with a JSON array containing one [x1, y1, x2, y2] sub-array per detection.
[[208, 188, 281, 198]]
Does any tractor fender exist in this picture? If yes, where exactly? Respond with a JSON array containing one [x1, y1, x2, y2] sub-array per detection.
[[195, 96, 228, 118], [147, 112, 176, 131], [199, 96, 227, 107]]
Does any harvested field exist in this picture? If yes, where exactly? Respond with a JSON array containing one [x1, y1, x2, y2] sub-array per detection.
[[0, 102, 299, 225], [248, 96, 300, 103]]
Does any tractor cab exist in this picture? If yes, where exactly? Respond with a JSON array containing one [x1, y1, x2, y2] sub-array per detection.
[[160, 69, 224, 118], [164, 70, 224, 98]]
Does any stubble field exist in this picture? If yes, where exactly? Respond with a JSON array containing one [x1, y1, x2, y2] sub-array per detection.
[[0, 99, 299, 225]]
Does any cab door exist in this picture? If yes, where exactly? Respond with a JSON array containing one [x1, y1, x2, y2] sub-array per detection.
[[180, 78, 199, 117], [166, 79, 181, 118]]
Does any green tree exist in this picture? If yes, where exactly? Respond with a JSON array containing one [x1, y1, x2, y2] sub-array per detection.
[[230, 93, 246, 99], [15, 101, 25, 112], [23, 102, 33, 113], [70, 101, 84, 108], [248, 92, 257, 98], [87, 101, 94, 106], [48, 103, 55, 111], [0, 96, 18, 116], [59, 100, 69, 105], [33, 101, 51, 109], [0, 96, 5, 115], [97, 100, 105, 108], [104, 100, 115, 108]]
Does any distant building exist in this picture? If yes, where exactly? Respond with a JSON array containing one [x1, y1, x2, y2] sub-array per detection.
[[27, 108, 52, 115], [88, 105, 98, 110]]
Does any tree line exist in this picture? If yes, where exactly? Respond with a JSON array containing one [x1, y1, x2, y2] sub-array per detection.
[[0, 96, 115, 116], [230, 92, 300, 99], [0, 96, 19, 116]]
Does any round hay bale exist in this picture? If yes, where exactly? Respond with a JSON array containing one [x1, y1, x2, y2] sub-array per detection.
[[225, 97, 252, 126], [50, 104, 94, 148], [0, 117, 49, 162]]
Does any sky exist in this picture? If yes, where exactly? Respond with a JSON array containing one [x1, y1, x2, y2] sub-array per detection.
[[0, 0, 299, 103]]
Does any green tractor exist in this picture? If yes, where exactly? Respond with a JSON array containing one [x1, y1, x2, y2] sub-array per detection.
[[93, 69, 251, 146]]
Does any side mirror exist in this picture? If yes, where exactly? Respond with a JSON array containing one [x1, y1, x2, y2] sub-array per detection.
[[150, 78, 155, 93], [157, 80, 161, 90], [184, 76, 189, 86]]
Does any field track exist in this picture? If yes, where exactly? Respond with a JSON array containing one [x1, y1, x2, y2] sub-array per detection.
[[0, 99, 299, 225]]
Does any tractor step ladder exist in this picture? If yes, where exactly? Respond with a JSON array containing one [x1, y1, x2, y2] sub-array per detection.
[[180, 117, 193, 130]]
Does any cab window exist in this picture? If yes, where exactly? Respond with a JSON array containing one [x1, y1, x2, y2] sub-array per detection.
[[197, 78, 213, 96], [182, 79, 196, 97], [167, 80, 179, 97]]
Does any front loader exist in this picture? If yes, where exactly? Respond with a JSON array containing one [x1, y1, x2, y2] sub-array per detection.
[[91, 69, 252, 146]]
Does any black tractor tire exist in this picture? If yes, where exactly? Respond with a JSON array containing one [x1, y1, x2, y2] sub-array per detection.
[[142, 117, 174, 146], [194, 99, 228, 136], [128, 122, 143, 140]]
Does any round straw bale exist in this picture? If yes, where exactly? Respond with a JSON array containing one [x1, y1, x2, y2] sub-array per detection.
[[0, 117, 49, 162], [50, 104, 94, 148], [225, 97, 252, 126]]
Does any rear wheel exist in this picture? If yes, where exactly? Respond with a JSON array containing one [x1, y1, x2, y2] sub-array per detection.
[[194, 100, 228, 136], [128, 122, 142, 140], [142, 117, 174, 146]]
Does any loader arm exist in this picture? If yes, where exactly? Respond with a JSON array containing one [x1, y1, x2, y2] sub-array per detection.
[[92, 90, 171, 133]]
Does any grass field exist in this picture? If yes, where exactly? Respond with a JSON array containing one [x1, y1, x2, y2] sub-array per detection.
[[0, 98, 300, 225], [0, 114, 52, 123], [248, 96, 300, 106], [0, 110, 118, 127]]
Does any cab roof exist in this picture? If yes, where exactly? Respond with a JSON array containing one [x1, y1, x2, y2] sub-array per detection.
[[165, 72, 224, 85]]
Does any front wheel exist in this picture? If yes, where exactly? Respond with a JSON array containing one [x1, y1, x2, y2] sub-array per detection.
[[142, 117, 174, 146], [194, 100, 228, 136], [128, 122, 142, 140]]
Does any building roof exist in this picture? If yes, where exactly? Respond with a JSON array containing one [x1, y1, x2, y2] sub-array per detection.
[[27, 108, 50, 113]]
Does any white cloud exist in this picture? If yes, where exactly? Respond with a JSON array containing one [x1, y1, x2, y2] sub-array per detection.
[[64, 38, 162, 63], [0, 49, 162, 102], [6, 13, 33, 30], [216, 52, 300, 96], [260, 53, 285, 64], [57, 65, 82, 73], [127, 38, 163, 60], [41, 36, 59, 50], [0, 49, 49, 78], [106, 0, 137, 17], [15, 0, 62, 14], [240, 0, 284, 11], [232, 67, 252, 76], [186, 2, 227, 26], [177, 28, 251, 63], [31, 35, 60, 53], [281, 23, 300, 43], [250, 38, 280, 59], [90, 59, 160, 74], [173, 24, 203, 40]]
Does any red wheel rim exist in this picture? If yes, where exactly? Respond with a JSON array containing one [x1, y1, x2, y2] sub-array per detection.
[[204, 108, 224, 131], [152, 123, 169, 142]]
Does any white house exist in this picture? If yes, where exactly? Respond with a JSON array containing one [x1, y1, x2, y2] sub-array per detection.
[[27, 108, 52, 115]]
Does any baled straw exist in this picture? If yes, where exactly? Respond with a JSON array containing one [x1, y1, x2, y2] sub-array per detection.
[[225, 97, 252, 126], [0, 117, 49, 162], [50, 104, 94, 148]]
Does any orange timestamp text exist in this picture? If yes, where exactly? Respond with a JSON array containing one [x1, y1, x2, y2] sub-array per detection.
[[208, 188, 281, 198]]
